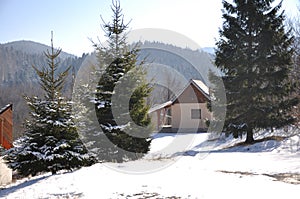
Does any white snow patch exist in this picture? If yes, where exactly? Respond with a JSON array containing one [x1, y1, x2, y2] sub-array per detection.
[[1, 130, 300, 198]]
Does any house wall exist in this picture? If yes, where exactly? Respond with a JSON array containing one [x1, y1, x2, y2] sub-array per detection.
[[149, 107, 172, 132], [172, 103, 211, 132], [174, 84, 207, 104], [0, 106, 13, 149], [0, 157, 12, 186]]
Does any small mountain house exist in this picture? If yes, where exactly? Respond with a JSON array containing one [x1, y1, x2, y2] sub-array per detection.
[[0, 104, 13, 186], [149, 79, 211, 133]]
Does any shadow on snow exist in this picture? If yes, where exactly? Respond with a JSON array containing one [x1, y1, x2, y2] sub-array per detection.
[[0, 175, 51, 197]]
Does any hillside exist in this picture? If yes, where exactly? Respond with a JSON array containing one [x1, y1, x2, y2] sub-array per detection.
[[0, 41, 87, 138], [138, 41, 216, 84], [0, 40, 82, 85], [140, 42, 218, 104], [1, 40, 75, 60], [0, 40, 217, 138], [76, 42, 218, 105]]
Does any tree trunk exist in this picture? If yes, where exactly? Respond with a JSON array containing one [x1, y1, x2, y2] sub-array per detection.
[[245, 128, 255, 144]]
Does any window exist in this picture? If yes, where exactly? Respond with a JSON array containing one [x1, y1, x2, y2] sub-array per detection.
[[191, 109, 201, 119]]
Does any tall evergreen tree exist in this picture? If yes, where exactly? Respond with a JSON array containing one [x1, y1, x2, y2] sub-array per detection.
[[4, 33, 94, 177], [92, 0, 152, 162], [215, 0, 298, 143], [287, 12, 300, 125]]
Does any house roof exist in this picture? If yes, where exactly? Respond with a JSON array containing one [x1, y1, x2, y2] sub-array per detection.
[[176, 79, 210, 101], [148, 79, 209, 113], [0, 104, 12, 115], [148, 101, 172, 114], [191, 80, 209, 96]]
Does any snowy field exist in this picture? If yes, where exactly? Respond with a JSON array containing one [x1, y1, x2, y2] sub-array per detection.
[[0, 129, 299, 199]]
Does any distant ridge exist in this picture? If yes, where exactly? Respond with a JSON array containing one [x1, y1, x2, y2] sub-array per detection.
[[1, 40, 75, 59], [200, 47, 215, 55]]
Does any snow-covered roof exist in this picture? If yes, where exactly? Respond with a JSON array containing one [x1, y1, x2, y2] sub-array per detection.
[[191, 79, 209, 96], [148, 101, 172, 114], [0, 104, 12, 115], [174, 79, 210, 102]]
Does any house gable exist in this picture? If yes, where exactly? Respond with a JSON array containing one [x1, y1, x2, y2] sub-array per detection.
[[173, 80, 209, 104]]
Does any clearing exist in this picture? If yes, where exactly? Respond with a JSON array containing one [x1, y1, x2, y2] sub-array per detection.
[[0, 129, 299, 199]]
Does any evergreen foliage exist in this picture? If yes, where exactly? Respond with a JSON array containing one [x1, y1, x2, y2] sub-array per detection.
[[0, 42, 86, 139], [288, 15, 300, 125], [4, 34, 94, 177], [215, 0, 298, 143], [93, 0, 152, 162]]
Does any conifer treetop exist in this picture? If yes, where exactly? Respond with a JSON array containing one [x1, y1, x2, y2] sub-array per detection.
[[32, 31, 71, 101], [98, 0, 131, 58]]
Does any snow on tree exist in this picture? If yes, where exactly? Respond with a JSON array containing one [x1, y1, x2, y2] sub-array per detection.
[[90, 0, 152, 162], [215, 0, 298, 143], [4, 33, 95, 177]]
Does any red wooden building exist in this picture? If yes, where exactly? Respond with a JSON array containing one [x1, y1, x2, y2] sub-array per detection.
[[0, 104, 13, 149]]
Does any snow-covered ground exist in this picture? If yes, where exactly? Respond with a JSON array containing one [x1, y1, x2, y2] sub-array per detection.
[[0, 129, 299, 199]]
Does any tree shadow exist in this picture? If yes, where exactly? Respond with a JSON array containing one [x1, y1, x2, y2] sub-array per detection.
[[0, 175, 51, 197], [171, 136, 286, 158], [221, 136, 285, 152], [151, 132, 206, 139]]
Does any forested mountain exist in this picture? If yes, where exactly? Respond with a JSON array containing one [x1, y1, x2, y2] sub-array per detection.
[[138, 41, 216, 82], [0, 41, 87, 138], [1, 40, 75, 60], [0, 40, 216, 139], [137, 41, 217, 104]]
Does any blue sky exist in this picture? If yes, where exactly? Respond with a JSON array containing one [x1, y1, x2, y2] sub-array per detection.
[[0, 0, 298, 56]]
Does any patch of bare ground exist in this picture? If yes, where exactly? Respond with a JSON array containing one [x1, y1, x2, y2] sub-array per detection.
[[263, 173, 300, 185], [218, 170, 300, 185], [116, 192, 183, 198]]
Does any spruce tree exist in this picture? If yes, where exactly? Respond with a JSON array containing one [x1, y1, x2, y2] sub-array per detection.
[[215, 0, 298, 143], [288, 14, 300, 125], [92, 0, 152, 162], [4, 33, 94, 177]]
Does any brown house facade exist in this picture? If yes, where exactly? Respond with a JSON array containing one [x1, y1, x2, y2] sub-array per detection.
[[149, 79, 211, 133], [0, 104, 13, 186], [0, 104, 13, 149]]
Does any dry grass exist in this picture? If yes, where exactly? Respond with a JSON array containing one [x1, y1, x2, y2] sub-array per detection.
[[218, 170, 300, 185], [117, 192, 182, 199]]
